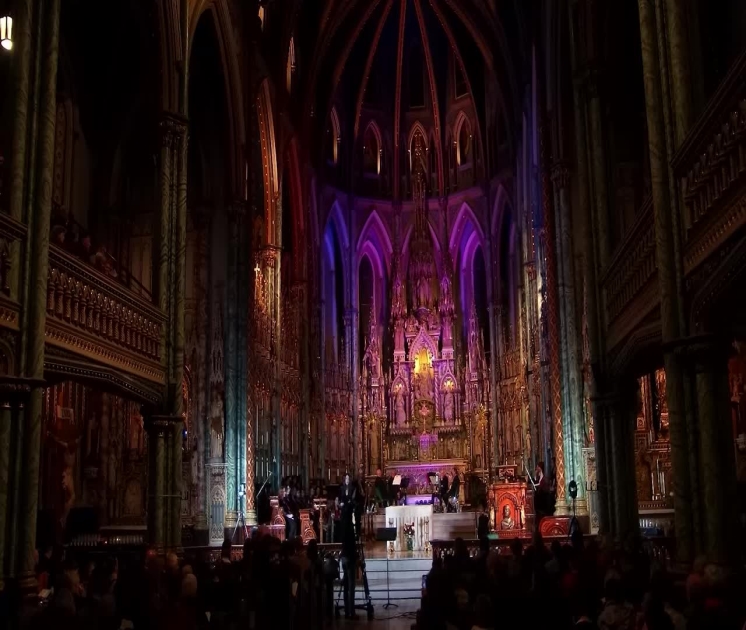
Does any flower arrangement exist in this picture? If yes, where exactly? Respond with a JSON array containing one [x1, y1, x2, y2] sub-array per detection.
[[403, 522, 415, 550]]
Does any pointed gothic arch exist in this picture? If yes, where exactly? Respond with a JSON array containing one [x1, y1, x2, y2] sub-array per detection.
[[407, 121, 429, 173], [356, 210, 393, 268], [363, 120, 383, 175], [454, 111, 472, 166]]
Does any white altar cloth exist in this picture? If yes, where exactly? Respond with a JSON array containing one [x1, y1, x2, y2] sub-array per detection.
[[385, 505, 432, 552]]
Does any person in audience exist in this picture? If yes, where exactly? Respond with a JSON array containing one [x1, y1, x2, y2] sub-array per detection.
[[11, 520, 746, 630]]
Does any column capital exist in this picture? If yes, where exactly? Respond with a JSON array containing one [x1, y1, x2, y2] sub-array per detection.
[[145, 414, 184, 436], [663, 334, 734, 364], [160, 112, 188, 148], [0, 377, 45, 402], [259, 245, 281, 268]]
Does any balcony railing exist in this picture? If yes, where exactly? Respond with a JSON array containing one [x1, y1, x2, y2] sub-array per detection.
[[46, 244, 165, 382], [672, 50, 746, 273], [601, 197, 657, 343]]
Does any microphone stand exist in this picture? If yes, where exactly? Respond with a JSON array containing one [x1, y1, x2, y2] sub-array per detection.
[[257, 471, 273, 498], [522, 456, 537, 491]]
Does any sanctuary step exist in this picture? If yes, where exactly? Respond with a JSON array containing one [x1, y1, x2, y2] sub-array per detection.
[[345, 553, 431, 602]]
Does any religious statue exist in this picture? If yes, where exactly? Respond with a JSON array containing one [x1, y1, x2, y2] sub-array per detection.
[[417, 276, 429, 308], [444, 390, 455, 423], [442, 315, 453, 347], [500, 504, 515, 530], [393, 276, 404, 315], [440, 274, 452, 311], [395, 389, 407, 425], [394, 319, 406, 353], [369, 337, 381, 379]]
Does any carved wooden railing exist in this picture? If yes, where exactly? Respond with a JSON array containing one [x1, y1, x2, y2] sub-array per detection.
[[672, 50, 746, 274], [431, 535, 674, 568], [45, 245, 165, 382], [601, 197, 657, 343]]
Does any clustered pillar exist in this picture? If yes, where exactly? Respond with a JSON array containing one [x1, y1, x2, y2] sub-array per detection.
[[2, 0, 61, 592], [146, 416, 184, 551]]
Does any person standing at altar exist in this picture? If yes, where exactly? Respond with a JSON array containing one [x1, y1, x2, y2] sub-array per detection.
[[448, 469, 461, 510], [534, 462, 551, 521], [280, 486, 297, 540], [374, 469, 387, 508], [338, 473, 358, 525], [354, 471, 365, 539]]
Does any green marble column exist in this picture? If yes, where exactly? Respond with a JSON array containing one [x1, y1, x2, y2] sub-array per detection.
[[688, 337, 739, 565], [568, 0, 609, 532], [147, 418, 167, 549], [0, 378, 40, 587], [7, 0, 32, 223], [170, 419, 183, 549], [224, 206, 239, 520], [552, 164, 586, 514], [15, 0, 60, 592], [638, 0, 693, 565], [605, 387, 639, 538], [663, 0, 693, 148]]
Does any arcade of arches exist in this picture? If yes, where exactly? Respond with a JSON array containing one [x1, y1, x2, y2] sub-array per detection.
[[0, 0, 745, 588]]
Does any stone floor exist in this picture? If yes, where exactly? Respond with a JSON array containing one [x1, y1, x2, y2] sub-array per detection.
[[331, 600, 418, 629]]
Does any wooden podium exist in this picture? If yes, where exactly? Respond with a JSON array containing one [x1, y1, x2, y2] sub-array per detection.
[[487, 481, 534, 533]]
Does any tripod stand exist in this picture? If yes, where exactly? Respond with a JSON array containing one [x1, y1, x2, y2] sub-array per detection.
[[567, 480, 580, 538], [376, 527, 398, 609], [231, 483, 250, 543]]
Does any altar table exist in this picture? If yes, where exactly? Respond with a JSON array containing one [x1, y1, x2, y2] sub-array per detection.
[[385, 505, 432, 552]]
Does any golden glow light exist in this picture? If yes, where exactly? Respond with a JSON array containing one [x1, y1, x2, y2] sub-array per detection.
[[0, 16, 12, 51]]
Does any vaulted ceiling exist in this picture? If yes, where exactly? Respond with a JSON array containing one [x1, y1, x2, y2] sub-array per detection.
[[293, 0, 530, 176]]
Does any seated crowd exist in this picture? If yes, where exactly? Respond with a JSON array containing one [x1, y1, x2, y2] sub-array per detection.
[[50, 209, 121, 281], [3, 526, 744, 629], [8, 530, 338, 630], [417, 532, 745, 630]]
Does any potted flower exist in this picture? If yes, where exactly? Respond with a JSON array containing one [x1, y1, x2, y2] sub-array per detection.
[[403, 522, 415, 551]]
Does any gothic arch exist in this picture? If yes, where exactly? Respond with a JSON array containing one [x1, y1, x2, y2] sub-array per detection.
[[356, 210, 393, 269], [329, 107, 341, 164], [362, 121, 383, 175], [454, 111, 472, 166], [190, 2, 246, 196], [449, 202, 486, 259], [407, 121, 429, 164], [358, 244, 386, 327]]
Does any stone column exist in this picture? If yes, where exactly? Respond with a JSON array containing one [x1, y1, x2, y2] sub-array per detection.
[[147, 417, 168, 550], [346, 308, 360, 473], [224, 207, 237, 523], [568, 0, 610, 533], [685, 336, 738, 565], [245, 384, 257, 525], [589, 392, 613, 534], [552, 163, 586, 514], [15, 0, 60, 592], [638, 0, 693, 565], [604, 388, 639, 538], [539, 125, 567, 514], [0, 377, 42, 588], [663, 0, 693, 148]]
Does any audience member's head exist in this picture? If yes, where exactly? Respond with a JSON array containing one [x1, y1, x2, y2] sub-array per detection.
[[181, 573, 198, 600]]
